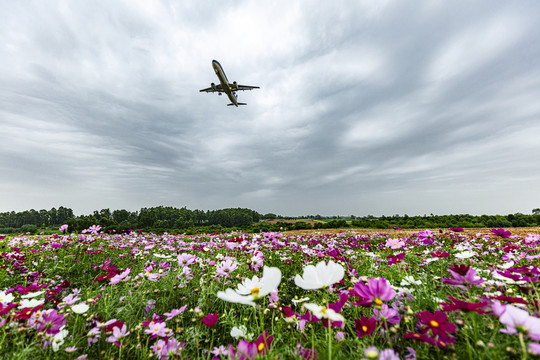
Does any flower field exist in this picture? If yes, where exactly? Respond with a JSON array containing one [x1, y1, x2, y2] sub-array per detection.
[[1, 227, 539, 359]]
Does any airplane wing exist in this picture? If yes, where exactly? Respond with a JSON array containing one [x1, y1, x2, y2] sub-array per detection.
[[199, 84, 225, 93], [235, 84, 260, 91]]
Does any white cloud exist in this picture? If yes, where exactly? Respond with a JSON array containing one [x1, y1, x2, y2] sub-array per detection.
[[426, 12, 526, 85]]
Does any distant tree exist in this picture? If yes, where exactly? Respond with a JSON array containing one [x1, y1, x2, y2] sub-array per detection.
[[533, 208, 540, 215]]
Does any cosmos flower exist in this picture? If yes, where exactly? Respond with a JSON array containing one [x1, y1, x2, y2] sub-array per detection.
[[491, 228, 512, 238], [231, 325, 254, 340], [400, 276, 422, 287], [498, 304, 540, 340], [110, 268, 131, 285], [144, 321, 170, 337], [442, 267, 484, 290], [217, 266, 281, 306], [216, 258, 238, 277], [351, 277, 396, 308], [441, 296, 488, 314], [50, 327, 69, 352], [385, 238, 405, 249], [294, 260, 344, 290], [71, 303, 90, 314], [304, 303, 345, 323], [210, 345, 229, 357], [163, 305, 187, 320], [201, 312, 219, 327], [106, 324, 130, 347], [151, 337, 185, 360], [416, 310, 456, 340], [0, 291, 14, 304], [354, 316, 376, 337], [373, 304, 401, 325]]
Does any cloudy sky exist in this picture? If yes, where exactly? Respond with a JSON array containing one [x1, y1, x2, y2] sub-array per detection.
[[2, 1, 540, 216]]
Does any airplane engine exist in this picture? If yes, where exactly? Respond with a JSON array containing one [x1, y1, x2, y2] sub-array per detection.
[[233, 81, 238, 90], [211, 83, 217, 91]]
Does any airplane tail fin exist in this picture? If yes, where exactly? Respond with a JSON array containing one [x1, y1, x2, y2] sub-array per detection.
[[227, 103, 247, 106]]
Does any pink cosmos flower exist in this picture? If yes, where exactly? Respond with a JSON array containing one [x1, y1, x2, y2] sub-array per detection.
[[110, 268, 131, 285], [151, 337, 185, 360], [106, 324, 130, 347], [417, 230, 434, 245], [177, 254, 197, 267], [249, 252, 264, 272], [29, 309, 66, 335], [144, 321, 169, 337], [210, 345, 229, 356], [216, 258, 238, 277], [529, 343, 540, 355], [373, 303, 401, 325], [379, 349, 401, 360], [442, 267, 484, 290], [163, 305, 187, 320], [499, 305, 540, 340], [385, 239, 405, 249], [351, 277, 396, 307]]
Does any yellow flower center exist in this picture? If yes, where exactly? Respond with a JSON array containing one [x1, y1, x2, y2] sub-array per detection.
[[362, 325, 368, 332], [374, 298, 383, 306], [251, 287, 260, 299], [430, 320, 439, 328], [258, 343, 265, 352]]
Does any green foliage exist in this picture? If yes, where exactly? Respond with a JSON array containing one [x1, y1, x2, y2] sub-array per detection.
[[2, 206, 540, 235]]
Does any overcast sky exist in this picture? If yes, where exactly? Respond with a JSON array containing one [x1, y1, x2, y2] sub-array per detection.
[[1, 1, 540, 216]]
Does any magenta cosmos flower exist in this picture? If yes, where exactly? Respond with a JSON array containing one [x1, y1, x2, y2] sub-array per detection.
[[491, 228, 512, 238], [416, 310, 456, 341], [201, 312, 219, 327], [351, 277, 395, 308]]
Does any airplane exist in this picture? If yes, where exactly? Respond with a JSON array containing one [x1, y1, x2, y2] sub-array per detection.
[[199, 60, 259, 106]]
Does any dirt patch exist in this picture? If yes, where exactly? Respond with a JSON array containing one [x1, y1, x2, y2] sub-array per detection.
[[281, 227, 540, 237], [262, 219, 319, 226]]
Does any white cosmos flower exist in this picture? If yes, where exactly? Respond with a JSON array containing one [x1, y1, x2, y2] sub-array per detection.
[[71, 303, 90, 314], [291, 297, 310, 305], [294, 260, 345, 290], [304, 303, 345, 322], [497, 261, 515, 270], [455, 251, 476, 259], [217, 266, 281, 306], [51, 327, 69, 352], [0, 291, 14, 304], [400, 276, 422, 287], [230, 325, 254, 340], [18, 298, 45, 309], [21, 291, 45, 299]]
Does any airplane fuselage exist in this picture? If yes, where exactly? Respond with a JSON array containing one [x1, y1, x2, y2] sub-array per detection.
[[212, 60, 239, 106], [200, 60, 258, 106]]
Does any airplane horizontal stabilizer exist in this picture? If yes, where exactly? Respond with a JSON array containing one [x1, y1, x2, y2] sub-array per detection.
[[227, 103, 247, 106]]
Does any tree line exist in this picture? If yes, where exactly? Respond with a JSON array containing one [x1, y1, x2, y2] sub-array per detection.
[[1, 206, 539, 234]]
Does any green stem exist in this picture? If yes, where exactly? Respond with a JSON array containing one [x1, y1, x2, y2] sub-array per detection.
[[519, 333, 528, 360], [328, 322, 333, 360], [464, 320, 472, 360]]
